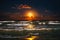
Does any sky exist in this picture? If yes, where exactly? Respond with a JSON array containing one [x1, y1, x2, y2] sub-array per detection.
[[0, 0, 60, 20]]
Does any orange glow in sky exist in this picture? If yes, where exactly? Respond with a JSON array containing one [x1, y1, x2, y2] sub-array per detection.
[[25, 10, 36, 21], [27, 12, 34, 17], [24, 9, 39, 21]]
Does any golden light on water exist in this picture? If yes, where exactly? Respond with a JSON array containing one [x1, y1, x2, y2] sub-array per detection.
[[26, 24, 35, 29], [25, 36, 38, 40], [26, 38, 34, 40], [27, 24, 34, 29]]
